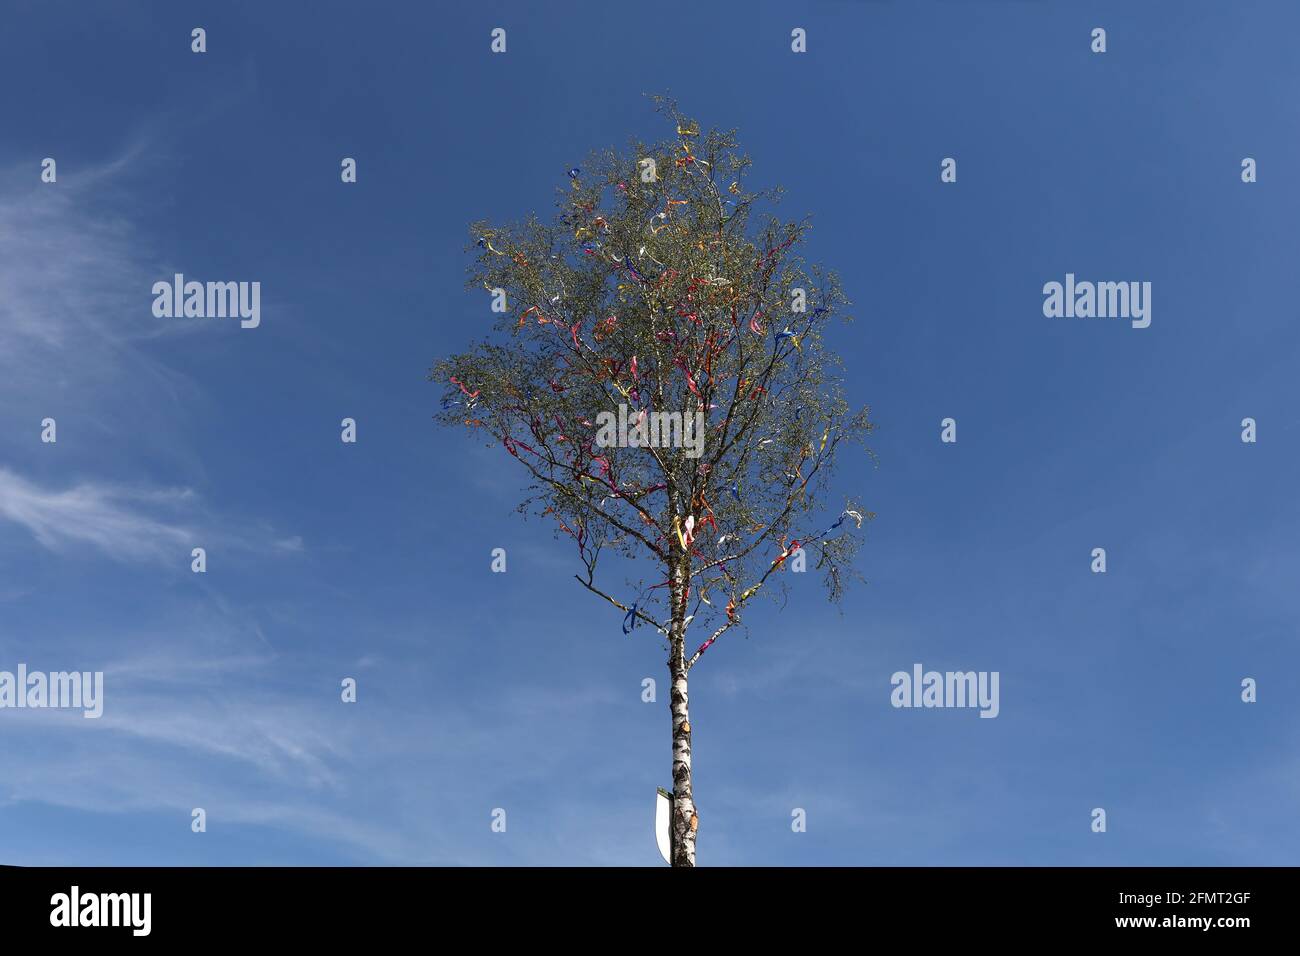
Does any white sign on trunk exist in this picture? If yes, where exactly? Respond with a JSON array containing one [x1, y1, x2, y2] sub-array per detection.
[[655, 788, 672, 864]]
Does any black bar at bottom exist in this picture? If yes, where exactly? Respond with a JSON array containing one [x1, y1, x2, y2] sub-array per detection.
[[0, 866, 1283, 940]]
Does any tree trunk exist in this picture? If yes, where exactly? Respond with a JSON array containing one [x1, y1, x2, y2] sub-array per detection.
[[668, 559, 697, 866]]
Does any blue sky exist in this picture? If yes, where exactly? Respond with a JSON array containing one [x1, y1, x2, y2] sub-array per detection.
[[1, 0, 1296, 866]]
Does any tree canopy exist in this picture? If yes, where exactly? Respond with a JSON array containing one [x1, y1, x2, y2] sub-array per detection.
[[432, 99, 872, 667]]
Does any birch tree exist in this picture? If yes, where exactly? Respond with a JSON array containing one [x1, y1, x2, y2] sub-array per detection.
[[432, 100, 872, 866]]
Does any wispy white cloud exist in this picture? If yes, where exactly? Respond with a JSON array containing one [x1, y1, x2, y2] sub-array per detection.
[[0, 145, 223, 469], [0, 153, 191, 375], [0, 467, 192, 561], [0, 467, 301, 563], [0, 636, 659, 864]]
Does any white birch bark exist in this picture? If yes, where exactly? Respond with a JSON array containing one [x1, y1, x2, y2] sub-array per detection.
[[668, 558, 697, 866]]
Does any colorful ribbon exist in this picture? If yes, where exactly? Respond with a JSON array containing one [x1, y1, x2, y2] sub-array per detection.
[[449, 376, 479, 401], [775, 327, 802, 351]]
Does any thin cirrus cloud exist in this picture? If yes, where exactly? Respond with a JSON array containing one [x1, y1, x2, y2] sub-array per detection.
[[0, 145, 219, 456], [0, 145, 304, 564], [0, 467, 301, 563], [0, 148, 185, 364], [0, 637, 661, 865]]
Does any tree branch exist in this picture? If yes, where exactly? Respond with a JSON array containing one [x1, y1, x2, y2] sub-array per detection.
[[573, 574, 668, 636]]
